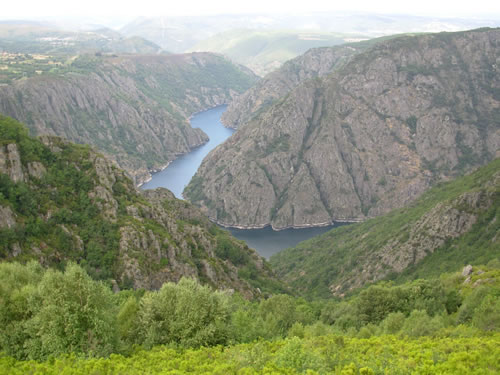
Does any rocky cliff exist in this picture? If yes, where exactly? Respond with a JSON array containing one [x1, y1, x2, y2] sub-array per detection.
[[0, 53, 257, 185], [270, 158, 500, 297], [221, 40, 378, 128], [185, 28, 500, 229], [0, 117, 282, 297]]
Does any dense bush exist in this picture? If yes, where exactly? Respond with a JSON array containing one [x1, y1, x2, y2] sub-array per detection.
[[0, 262, 117, 360], [135, 278, 230, 348], [2, 334, 499, 374], [472, 294, 500, 331], [1, 261, 499, 368]]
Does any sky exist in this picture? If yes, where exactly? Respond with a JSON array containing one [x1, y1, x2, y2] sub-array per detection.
[[2, 0, 500, 21]]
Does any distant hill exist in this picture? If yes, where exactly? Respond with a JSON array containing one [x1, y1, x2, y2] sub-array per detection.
[[270, 158, 500, 298], [0, 52, 257, 185], [0, 22, 164, 55], [188, 29, 368, 76], [120, 12, 499, 54], [0, 116, 283, 296]]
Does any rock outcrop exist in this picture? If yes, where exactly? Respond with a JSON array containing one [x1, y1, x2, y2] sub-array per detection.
[[185, 28, 500, 229], [221, 42, 375, 128], [0, 205, 16, 229], [270, 158, 500, 297], [0, 116, 281, 297], [0, 53, 257, 185]]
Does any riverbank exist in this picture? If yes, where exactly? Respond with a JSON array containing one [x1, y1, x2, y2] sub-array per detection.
[[140, 105, 232, 197], [140, 104, 355, 258], [212, 217, 363, 231]]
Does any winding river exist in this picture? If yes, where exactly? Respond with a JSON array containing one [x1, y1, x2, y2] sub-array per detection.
[[141, 105, 339, 258], [140, 105, 234, 196]]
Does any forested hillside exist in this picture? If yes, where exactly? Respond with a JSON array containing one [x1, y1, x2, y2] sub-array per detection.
[[188, 29, 367, 76], [271, 158, 500, 298], [0, 116, 281, 295], [0, 22, 164, 55]]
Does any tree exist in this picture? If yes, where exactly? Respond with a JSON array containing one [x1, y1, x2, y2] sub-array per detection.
[[0, 261, 43, 359], [24, 263, 118, 359], [136, 278, 230, 348]]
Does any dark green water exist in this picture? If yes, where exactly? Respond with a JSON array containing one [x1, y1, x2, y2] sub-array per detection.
[[228, 225, 343, 259]]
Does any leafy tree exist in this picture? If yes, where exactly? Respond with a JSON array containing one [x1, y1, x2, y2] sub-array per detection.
[[24, 263, 118, 359], [117, 296, 140, 351], [356, 285, 397, 324], [0, 261, 43, 359], [288, 322, 305, 338], [136, 278, 230, 348], [456, 286, 491, 324], [258, 294, 297, 338], [230, 303, 267, 343]]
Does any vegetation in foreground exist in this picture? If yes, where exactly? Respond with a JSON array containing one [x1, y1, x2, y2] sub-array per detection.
[[2, 334, 499, 374], [1, 260, 499, 373]]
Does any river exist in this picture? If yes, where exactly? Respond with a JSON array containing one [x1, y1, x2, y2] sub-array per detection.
[[141, 105, 340, 258], [140, 105, 234, 196]]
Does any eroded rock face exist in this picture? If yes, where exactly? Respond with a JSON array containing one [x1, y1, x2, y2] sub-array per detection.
[[0, 206, 16, 229], [221, 44, 368, 129], [0, 128, 277, 298], [186, 29, 500, 229], [0, 144, 25, 183], [462, 265, 474, 277], [0, 53, 257, 185], [328, 188, 497, 295], [269, 160, 500, 297]]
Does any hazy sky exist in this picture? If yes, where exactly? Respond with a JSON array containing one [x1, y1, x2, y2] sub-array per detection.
[[2, 0, 500, 20]]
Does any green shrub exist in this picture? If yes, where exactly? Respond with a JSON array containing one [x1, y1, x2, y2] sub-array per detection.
[[457, 286, 491, 324], [274, 336, 326, 373], [136, 278, 230, 348], [401, 310, 444, 337], [259, 294, 298, 338], [288, 322, 305, 338], [472, 294, 500, 331], [381, 312, 406, 334]]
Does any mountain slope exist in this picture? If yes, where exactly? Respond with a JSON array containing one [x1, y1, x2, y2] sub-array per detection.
[[120, 13, 498, 53], [188, 29, 367, 76], [269, 158, 500, 298], [185, 28, 500, 229], [0, 22, 164, 55], [0, 116, 283, 297], [220, 37, 396, 128], [0, 53, 257, 184]]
